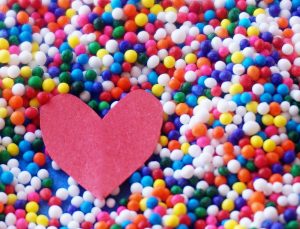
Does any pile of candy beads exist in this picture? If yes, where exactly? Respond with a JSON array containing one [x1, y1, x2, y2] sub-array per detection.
[[0, 0, 299, 229]]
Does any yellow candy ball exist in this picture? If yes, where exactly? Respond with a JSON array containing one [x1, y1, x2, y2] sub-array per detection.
[[232, 182, 246, 194], [32, 42, 39, 52], [274, 115, 287, 128], [97, 49, 109, 58], [229, 84, 244, 95], [158, 202, 167, 208], [246, 101, 258, 113], [104, 4, 112, 12], [160, 135, 168, 146], [42, 78, 56, 92], [220, 113, 233, 125], [0, 38, 9, 49], [135, 13, 148, 27], [26, 212, 37, 223], [7, 143, 19, 156], [154, 179, 166, 188], [0, 108, 8, 118], [181, 142, 190, 154], [231, 52, 244, 64], [139, 198, 147, 211], [253, 8, 266, 16], [222, 199, 235, 211], [2, 78, 14, 89], [141, 0, 155, 8], [250, 135, 263, 148], [221, 19, 231, 28], [68, 35, 80, 48], [66, 9, 76, 18], [57, 83, 70, 94], [165, 7, 177, 12], [152, 84, 164, 97], [197, 96, 207, 104], [234, 225, 246, 229], [159, 136, 169, 146], [247, 26, 260, 36], [7, 194, 17, 205], [185, 53, 197, 64], [29, 98, 39, 108], [263, 139, 276, 152], [0, 50, 10, 63], [20, 66, 32, 78], [164, 56, 175, 68], [262, 114, 274, 126], [26, 201, 39, 213], [164, 215, 179, 227], [124, 50, 138, 63], [36, 215, 49, 226], [173, 203, 187, 216], [224, 220, 238, 229], [150, 4, 163, 15]]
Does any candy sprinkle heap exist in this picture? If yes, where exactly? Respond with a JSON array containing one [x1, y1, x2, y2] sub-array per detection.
[[0, 0, 300, 228]]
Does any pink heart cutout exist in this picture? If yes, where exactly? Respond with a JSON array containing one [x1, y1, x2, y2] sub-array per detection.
[[40, 90, 163, 199]]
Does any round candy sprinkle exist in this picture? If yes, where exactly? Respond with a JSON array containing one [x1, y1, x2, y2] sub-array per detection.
[[0, 0, 299, 228]]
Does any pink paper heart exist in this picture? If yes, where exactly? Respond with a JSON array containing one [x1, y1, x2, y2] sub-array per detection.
[[40, 90, 163, 199]]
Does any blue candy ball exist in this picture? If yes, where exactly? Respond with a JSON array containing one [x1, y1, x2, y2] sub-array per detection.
[[1, 171, 13, 184]]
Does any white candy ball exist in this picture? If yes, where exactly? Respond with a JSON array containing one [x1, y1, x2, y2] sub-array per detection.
[[282, 44, 294, 55], [163, 101, 176, 115], [243, 121, 260, 135], [227, 160, 241, 173], [171, 29, 186, 44], [49, 206, 63, 218], [184, 71, 197, 82], [181, 165, 194, 179]]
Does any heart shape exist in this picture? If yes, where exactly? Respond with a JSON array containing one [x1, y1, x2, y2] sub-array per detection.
[[40, 90, 163, 199]]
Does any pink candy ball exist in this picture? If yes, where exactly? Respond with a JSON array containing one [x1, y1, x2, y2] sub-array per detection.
[[153, 206, 166, 216], [97, 212, 110, 221], [9, 45, 20, 54], [16, 219, 28, 229], [27, 192, 40, 202], [197, 136, 211, 147]]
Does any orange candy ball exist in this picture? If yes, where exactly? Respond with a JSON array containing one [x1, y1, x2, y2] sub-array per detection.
[[238, 168, 251, 183], [117, 78, 131, 91], [10, 111, 25, 125], [241, 145, 255, 159], [248, 191, 265, 205], [247, 66, 260, 80], [2, 89, 13, 101], [16, 11, 29, 24], [223, 142, 234, 154], [33, 152, 46, 167], [9, 95, 23, 109], [212, 126, 224, 139], [168, 140, 180, 151], [269, 102, 281, 116], [175, 103, 189, 115], [127, 200, 140, 211], [111, 87, 123, 100], [251, 202, 264, 212], [123, 4, 137, 18], [94, 222, 109, 229], [192, 123, 207, 137], [168, 78, 181, 90], [57, 0, 70, 9]]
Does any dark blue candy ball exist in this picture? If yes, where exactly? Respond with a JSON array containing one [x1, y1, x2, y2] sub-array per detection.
[[282, 151, 296, 164], [269, 4, 281, 17], [284, 208, 297, 222]]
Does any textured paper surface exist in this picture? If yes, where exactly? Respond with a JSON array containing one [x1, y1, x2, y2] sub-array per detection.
[[40, 90, 163, 199]]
